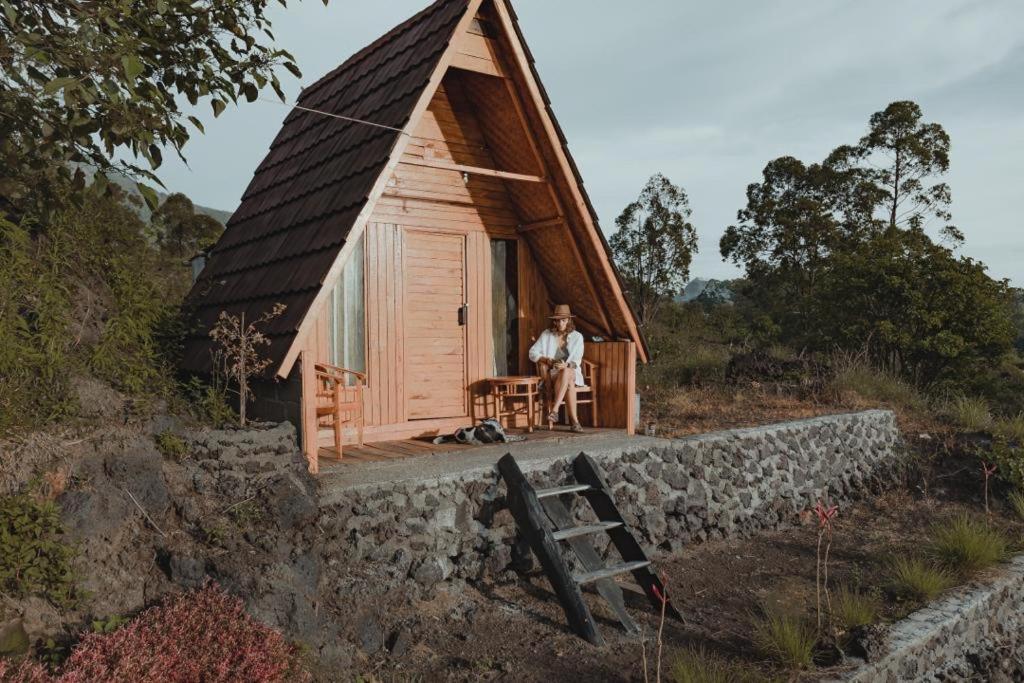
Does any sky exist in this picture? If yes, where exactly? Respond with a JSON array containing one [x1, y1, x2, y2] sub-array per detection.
[[155, 0, 1024, 286]]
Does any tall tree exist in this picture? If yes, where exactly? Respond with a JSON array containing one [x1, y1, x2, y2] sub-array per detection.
[[151, 193, 223, 259], [831, 100, 958, 240], [0, 0, 319, 220], [610, 174, 699, 328]]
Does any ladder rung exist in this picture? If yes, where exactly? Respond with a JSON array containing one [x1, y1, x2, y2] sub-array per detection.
[[574, 561, 651, 585], [536, 484, 591, 498], [552, 521, 622, 541]]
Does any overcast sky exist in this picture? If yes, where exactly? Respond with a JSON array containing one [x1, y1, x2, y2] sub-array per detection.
[[155, 0, 1024, 286]]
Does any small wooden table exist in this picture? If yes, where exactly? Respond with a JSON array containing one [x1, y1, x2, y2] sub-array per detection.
[[488, 376, 541, 433]]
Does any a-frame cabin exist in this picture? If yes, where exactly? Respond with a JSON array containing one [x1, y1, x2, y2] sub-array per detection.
[[182, 0, 648, 471]]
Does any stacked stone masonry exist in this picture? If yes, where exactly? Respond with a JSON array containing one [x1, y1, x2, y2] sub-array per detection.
[[316, 410, 901, 587], [829, 554, 1024, 682]]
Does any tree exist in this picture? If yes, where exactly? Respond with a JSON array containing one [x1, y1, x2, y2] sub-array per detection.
[[0, 0, 318, 220], [831, 100, 958, 240], [610, 174, 699, 327], [209, 303, 286, 426], [810, 227, 1015, 384], [151, 193, 223, 259], [720, 100, 1014, 383]]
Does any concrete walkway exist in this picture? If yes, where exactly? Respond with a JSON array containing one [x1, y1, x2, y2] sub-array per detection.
[[318, 430, 667, 493]]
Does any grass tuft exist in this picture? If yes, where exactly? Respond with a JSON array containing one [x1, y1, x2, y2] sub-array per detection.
[[994, 413, 1024, 444], [1008, 491, 1024, 521], [927, 514, 1007, 575], [831, 585, 878, 631], [944, 395, 993, 432], [752, 608, 816, 669], [670, 646, 762, 683], [830, 361, 925, 413], [888, 556, 954, 602]]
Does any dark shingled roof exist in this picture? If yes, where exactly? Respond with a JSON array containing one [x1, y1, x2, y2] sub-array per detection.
[[181, 0, 470, 375]]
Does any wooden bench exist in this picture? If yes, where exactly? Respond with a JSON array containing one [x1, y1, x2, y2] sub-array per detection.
[[314, 362, 365, 459]]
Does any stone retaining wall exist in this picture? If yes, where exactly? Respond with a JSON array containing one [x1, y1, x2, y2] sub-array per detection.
[[830, 555, 1024, 682], [317, 410, 901, 588]]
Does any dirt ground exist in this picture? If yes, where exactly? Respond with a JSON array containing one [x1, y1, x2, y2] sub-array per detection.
[[354, 452, 1024, 682]]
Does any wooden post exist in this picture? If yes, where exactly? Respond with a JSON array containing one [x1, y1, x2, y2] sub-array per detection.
[[300, 351, 319, 475]]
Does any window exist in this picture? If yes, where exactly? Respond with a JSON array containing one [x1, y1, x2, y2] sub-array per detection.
[[328, 235, 365, 377], [491, 239, 519, 376]]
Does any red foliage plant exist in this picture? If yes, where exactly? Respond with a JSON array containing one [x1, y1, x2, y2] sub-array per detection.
[[0, 584, 308, 683]]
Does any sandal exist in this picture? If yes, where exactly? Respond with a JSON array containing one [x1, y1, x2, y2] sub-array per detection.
[[570, 423, 584, 433], [546, 410, 560, 426]]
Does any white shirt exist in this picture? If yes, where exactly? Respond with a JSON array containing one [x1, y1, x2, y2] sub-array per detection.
[[528, 329, 585, 386]]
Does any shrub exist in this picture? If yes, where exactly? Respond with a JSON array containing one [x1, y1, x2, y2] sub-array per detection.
[[994, 413, 1024, 444], [927, 514, 1007, 575], [154, 432, 188, 461], [0, 494, 79, 607], [751, 608, 816, 669], [57, 584, 308, 682], [944, 396, 993, 432], [671, 646, 762, 683], [888, 556, 953, 602], [1008, 490, 1024, 521], [830, 360, 924, 413], [831, 585, 878, 631], [181, 375, 237, 428]]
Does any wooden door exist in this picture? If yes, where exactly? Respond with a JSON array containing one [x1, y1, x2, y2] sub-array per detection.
[[404, 229, 468, 419]]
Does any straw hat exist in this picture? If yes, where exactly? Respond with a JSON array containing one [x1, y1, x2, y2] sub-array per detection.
[[549, 304, 574, 319]]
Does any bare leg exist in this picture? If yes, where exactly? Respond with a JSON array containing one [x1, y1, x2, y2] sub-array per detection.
[[566, 384, 579, 425], [551, 367, 573, 413]]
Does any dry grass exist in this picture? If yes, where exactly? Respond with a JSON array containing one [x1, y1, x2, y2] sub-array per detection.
[[830, 362, 926, 414], [994, 413, 1024, 443], [643, 385, 840, 438], [943, 396, 994, 433], [1009, 491, 1024, 521]]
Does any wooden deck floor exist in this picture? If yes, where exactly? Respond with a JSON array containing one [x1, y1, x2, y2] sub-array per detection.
[[318, 427, 622, 468]]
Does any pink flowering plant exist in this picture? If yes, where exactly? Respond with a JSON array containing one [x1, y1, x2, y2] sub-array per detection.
[[0, 583, 308, 683]]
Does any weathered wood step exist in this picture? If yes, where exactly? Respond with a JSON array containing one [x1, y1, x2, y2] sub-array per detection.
[[574, 560, 651, 585], [552, 521, 623, 541], [535, 484, 591, 498]]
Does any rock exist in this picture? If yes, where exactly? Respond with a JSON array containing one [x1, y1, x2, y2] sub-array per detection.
[[167, 553, 207, 588], [413, 557, 452, 588], [484, 544, 513, 576], [387, 627, 414, 658], [0, 619, 29, 656], [263, 474, 317, 530], [355, 613, 384, 653]]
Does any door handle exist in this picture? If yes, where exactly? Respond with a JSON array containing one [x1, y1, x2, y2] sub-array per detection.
[[458, 303, 469, 326]]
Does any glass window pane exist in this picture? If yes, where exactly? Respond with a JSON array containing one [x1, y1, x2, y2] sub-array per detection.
[[329, 235, 366, 380]]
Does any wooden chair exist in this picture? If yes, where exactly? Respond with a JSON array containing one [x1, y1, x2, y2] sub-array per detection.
[[542, 359, 600, 428], [314, 362, 365, 459]]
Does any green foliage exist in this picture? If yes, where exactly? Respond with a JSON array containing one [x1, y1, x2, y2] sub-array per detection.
[[0, 217, 75, 430], [610, 174, 699, 327], [927, 514, 1007, 575], [721, 100, 1014, 387], [994, 413, 1024, 444], [91, 614, 129, 635], [181, 376, 238, 428], [0, 192, 191, 433], [0, 0, 310, 219], [1008, 491, 1024, 522], [979, 437, 1024, 490], [154, 431, 188, 461], [942, 396, 994, 433], [831, 585, 878, 631], [0, 493, 79, 607], [670, 646, 763, 683], [151, 193, 224, 259], [227, 500, 265, 528], [888, 556, 953, 602], [751, 608, 816, 669]]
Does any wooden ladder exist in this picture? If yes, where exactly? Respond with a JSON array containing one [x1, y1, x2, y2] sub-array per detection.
[[497, 453, 682, 645]]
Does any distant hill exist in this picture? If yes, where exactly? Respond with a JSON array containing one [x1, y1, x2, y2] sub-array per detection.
[[677, 278, 734, 304], [74, 163, 233, 224]]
